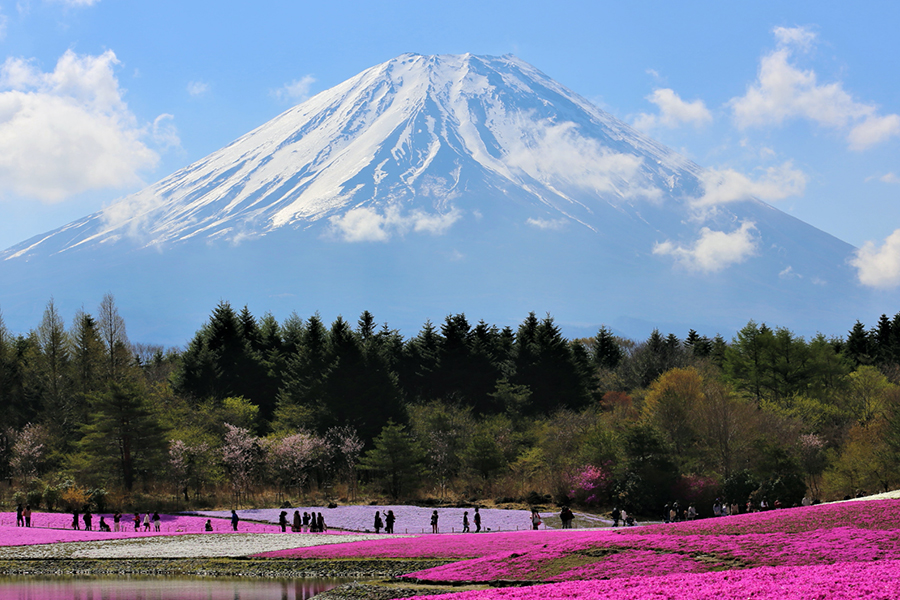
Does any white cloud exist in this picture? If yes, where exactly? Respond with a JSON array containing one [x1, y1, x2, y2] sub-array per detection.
[[653, 221, 758, 273], [633, 88, 712, 131], [186, 81, 209, 97], [879, 173, 900, 184], [503, 119, 661, 201], [272, 75, 316, 103], [526, 217, 567, 230], [692, 161, 806, 208], [848, 114, 900, 151], [328, 205, 461, 242], [0, 50, 159, 202], [730, 26, 900, 150], [152, 113, 180, 150], [851, 230, 900, 288], [49, 0, 101, 5], [773, 25, 816, 50]]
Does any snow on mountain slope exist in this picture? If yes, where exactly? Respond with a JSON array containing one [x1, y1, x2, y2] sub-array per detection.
[[0, 53, 875, 344]]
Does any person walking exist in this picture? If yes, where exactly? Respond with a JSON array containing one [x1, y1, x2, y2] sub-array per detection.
[[84, 510, 92, 531], [16, 504, 23, 527], [462, 511, 470, 533], [431, 510, 439, 533], [152, 512, 161, 532], [611, 507, 620, 527], [23, 505, 32, 527], [72, 510, 80, 531], [230, 510, 239, 532], [474, 507, 481, 533], [133, 513, 141, 532], [143, 512, 151, 531], [113, 512, 121, 532]]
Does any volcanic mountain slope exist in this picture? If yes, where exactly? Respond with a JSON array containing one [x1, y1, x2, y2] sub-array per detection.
[[0, 53, 870, 344]]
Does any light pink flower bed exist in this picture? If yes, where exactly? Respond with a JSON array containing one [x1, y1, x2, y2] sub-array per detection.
[[0, 512, 278, 546], [420, 559, 900, 600]]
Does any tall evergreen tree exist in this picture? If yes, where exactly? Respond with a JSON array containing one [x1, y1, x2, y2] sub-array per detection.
[[75, 381, 165, 491], [593, 326, 623, 370], [845, 321, 873, 366]]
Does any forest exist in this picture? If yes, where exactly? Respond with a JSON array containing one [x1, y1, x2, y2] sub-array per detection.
[[1, 294, 900, 518]]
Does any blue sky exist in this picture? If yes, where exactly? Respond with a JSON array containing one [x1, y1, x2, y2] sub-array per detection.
[[1, 0, 899, 286]]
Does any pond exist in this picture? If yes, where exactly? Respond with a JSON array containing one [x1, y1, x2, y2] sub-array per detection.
[[0, 576, 349, 599]]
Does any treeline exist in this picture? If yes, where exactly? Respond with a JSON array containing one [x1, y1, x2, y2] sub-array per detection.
[[2, 297, 900, 517]]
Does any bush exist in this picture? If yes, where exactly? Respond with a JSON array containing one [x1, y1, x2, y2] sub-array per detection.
[[25, 489, 42, 510], [59, 484, 90, 512], [43, 485, 60, 512], [89, 489, 108, 513]]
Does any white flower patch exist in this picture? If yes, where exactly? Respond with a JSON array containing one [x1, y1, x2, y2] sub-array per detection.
[[0, 533, 401, 559]]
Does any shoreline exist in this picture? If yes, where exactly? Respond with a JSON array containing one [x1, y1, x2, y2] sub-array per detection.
[[0, 557, 451, 579]]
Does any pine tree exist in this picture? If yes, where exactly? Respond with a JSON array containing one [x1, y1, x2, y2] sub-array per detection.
[[594, 326, 623, 370], [845, 321, 873, 366], [75, 381, 165, 491]]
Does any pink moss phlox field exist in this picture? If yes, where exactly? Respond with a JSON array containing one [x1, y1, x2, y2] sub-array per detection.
[[0, 512, 277, 545], [415, 559, 900, 600], [547, 549, 711, 582], [259, 500, 900, 586], [637, 498, 900, 535]]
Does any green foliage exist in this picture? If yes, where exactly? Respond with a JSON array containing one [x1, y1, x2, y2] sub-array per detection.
[[73, 381, 166, 491], [360, 421, 426, 499]]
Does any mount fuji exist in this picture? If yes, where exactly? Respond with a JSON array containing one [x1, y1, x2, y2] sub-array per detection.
[[0, 53, 874, 344]]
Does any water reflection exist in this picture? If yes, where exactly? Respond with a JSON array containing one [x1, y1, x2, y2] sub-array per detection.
[[0, 577, 347, 599]]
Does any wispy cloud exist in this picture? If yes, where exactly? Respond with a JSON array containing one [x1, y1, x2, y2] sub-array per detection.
[[0, 50, 159, 202], [852, 230, 900, 288], [187, 81, 209, 97], [730, 26, 900, 150], [272, 75, 316, 103], [654, 221, 758, 273], [632, 88, 712, 131], [503, 118, 662, 201], [526, 217, 567, 230], [152, 114, 181, 150], [692, 162, 806, 209], [328, 205, 461, 242]]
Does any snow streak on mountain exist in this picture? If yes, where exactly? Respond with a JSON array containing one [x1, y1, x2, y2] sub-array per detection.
[[0, 54, 874, 344]]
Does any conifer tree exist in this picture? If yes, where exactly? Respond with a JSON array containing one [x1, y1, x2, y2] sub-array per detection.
[[593, 326, 623, 370]]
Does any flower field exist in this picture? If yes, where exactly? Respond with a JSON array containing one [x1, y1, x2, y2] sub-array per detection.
[[257, 499, 900, 598], [1, 500, 899, 598], [193, 505, 546, 533]]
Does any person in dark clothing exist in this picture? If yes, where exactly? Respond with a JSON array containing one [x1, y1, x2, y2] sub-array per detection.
[[16, 505, 23, 527], [374, 511, 383, 533], [611, 507, 621, 527], [83, 511, 92, 531], [431, 510, 439, 533], [72, 511, 80, 530], [385, 510, 395, 534], [474, 507, 481, 532], [462, 511, 470, 533], [230, 510, 239, 532], [279, 511, 288, 532], [292, 510, 301, 532]]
